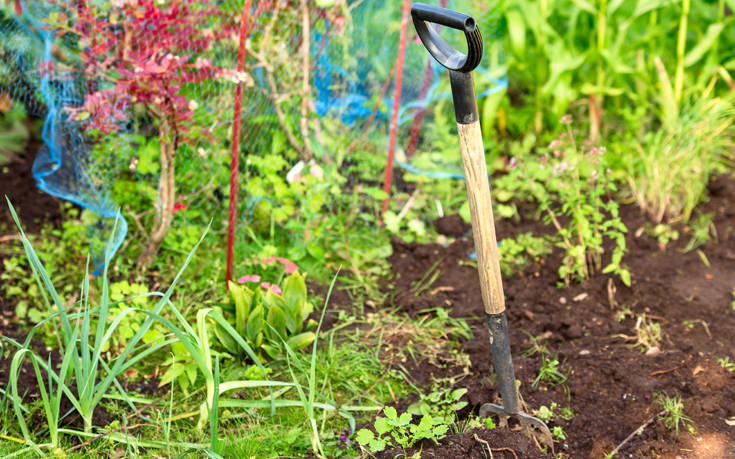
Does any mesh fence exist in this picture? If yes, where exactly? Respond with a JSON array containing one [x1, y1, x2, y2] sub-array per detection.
[[0, 0, 506, 270]]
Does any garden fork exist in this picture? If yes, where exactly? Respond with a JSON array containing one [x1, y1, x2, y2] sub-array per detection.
[[411, 3, 553, 450]]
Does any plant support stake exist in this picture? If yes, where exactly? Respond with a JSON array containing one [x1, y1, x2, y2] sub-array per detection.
[[381, 0, 412, 214], [227, 0, 257, 283]]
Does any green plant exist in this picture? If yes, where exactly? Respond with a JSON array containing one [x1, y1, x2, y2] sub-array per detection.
[[356, 406, 449, 454], [683, 212, 716, 252], [214, 273, 317, 362], [532, 353, 568, 388], [484, 417, 496, 430], [506, 120, 630, 286], [0, 100, 29, 165], [1, 202, 199, 453], [655, 392, 694, 438], [498, 232, 553, 276], [408, 384, 467, 427], [552, 426, 567, 441], [626, 87, 733, 224], [717, 356, 735, 372], [645, 223, 680, 250]]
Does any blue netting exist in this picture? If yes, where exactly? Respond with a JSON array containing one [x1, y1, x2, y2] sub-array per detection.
[[1, 0, 506, 269]]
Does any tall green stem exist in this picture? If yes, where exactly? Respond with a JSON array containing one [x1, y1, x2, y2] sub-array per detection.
[[674, 0, 689, 107]]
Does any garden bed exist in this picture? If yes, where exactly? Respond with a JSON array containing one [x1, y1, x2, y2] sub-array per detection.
[[372, 175, 735, 457]]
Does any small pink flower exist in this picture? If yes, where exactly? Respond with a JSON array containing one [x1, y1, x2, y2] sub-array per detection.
[[260, 282, 271, 289], [270, 285, 282, 295], [129, 157, 138, 171], [237, 274, 261, 284], [591, 170, 598, 181], [553, 150, 562, 157], [261, 256, 299, 274], [509, 157, 517, 170], [548, 139, 562, 149], [560, 114, 573, 125], [310, 164, 324, 180], [172, 202, 187, 214]]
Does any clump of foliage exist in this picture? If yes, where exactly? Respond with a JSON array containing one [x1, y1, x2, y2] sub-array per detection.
[[502, 117, 630, 286], [498, 232, 553, 276], [626, 90, 734, 224], [356, 406, 449, 454], [0, 99, 28, 165], [217, 272, 317, 361], [655, 392, 695, 437]]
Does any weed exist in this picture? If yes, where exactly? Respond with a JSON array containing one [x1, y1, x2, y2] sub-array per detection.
[[655, 392, 694, 438], [532, 354, 568, 388], [484, 417, 496, 430], [498, 232, 553, 276], [410, 259, 442, 297], [552, 426, 567, 441], [408, 383, 467, 427], [683, 212, 716, 252], [643, 223, 679, 250], [626, 92, 734, 224], [356, 406, 449, 454], [717, 357, 735, 372], [614, 305, 634, 323]]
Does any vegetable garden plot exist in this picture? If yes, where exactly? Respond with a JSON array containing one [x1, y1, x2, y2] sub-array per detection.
[[367, 175, 735, 458]]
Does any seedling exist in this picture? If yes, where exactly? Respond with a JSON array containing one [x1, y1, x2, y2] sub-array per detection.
[[408, 384, 468, 426], [356, 406, 449, 454], [533, 354, 568, 388], [655, 392, 694, 438], [484, 417, 497, 429], [552, 426, 567, 441], [717, 357, 735, 372], [614, 305, 634, 323], [616, 314, 663, 354]]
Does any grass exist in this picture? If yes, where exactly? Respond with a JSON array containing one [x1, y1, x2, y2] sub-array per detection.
[[655, 392, 695, 438]]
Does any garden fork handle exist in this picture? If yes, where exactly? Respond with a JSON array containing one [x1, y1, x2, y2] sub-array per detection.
[[412, 3, 503, 316]]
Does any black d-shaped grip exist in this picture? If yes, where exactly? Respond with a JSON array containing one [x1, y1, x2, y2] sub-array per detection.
[[411, 3, 483, 73]]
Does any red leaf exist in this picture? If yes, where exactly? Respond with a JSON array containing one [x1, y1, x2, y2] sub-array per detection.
[[14, 0, 22, 16]]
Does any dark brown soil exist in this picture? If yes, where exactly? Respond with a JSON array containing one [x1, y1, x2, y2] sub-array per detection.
[[0, 139, 63, 232], [376, 174, 735, 458]]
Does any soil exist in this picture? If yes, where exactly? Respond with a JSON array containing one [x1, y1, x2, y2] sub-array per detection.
[[0, 139, 64, 233], [372, 174, 735, 458]]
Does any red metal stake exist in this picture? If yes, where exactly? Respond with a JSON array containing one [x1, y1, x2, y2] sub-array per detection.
[[227, 0, 255, 284], [381, 0, 412, 214]]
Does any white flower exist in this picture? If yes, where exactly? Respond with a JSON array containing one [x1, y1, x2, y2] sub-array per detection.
[[189, 100, 199, 111]]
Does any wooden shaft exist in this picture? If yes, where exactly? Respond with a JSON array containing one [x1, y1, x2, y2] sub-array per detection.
[[457, 121, 506, 314]]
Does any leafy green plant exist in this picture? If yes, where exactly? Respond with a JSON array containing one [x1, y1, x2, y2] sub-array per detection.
[[498, 232, 553, 276], [655, 392, 694, 438], [356, 406, 449, 454], [717, 356, 735, 372], [505, 119, 630, 286], [532, 353, 568, 388], [552, 426, 567, 441], [1, 201, 199, 454], [626, 87, 733, 224], [214, 273, 317, 361], [408, 384, 467, 427], [1, 204, 87, 332], [683, 212, 716, 252], [0, 100, 29, 165]]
